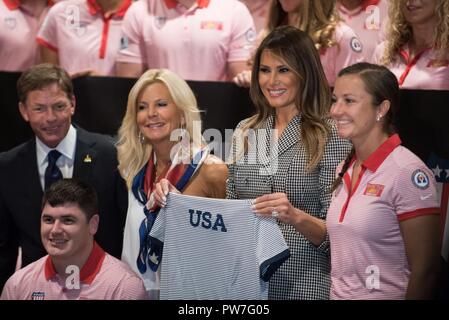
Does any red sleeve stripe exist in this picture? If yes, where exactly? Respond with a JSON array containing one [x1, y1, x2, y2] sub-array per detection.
[[397, 207, 440, 221]]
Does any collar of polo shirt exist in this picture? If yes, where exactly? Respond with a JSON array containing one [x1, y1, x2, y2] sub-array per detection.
[[3, 0, 54, 10], [44, 241, 106, 285], [338, 0, 381, 16]]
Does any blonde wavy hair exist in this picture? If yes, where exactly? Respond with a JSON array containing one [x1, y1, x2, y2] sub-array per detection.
[[246, 26, 331, 171], [267, 0, 339, 50], [382, 0, 449, 64], [117, 69, 203, 188]]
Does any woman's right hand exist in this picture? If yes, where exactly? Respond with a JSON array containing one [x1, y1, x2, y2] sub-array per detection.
[[152, 178, 180, 208], [232, 70, 252, 88]]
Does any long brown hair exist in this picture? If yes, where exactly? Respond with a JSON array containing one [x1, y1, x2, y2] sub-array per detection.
[[267, 0, 339, 50], [246, 25, 331, 171]]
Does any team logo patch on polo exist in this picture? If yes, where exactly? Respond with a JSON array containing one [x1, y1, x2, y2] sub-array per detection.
[[154, 16, 167, 29], [350, 37, 363, 53], [245, 28, 256, 43], [412, 169, 430, 189], [200, 21, 223, 31], [363, 183, 384, 197], [31, 291, 45, 300]]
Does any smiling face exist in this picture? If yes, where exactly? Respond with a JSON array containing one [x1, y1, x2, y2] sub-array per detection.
[[331, 74, 384, 145], [41, 202, 98, 263], [258, 49, 299, 113], [401, 0, 438, 25], [136, 82, 184, 147], [19, 83, 75, 149]]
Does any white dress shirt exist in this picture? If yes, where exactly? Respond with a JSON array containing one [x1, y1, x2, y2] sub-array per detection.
[[36, 125, 77, 190]]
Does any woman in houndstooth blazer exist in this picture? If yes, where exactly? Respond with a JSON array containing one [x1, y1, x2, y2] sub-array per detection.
[[227, 26, 352, 300]]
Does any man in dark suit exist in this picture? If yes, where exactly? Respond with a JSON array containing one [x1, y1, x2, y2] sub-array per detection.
[[0, 63, 128, 291]]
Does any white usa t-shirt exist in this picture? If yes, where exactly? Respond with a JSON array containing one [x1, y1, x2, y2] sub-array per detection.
[[149, 193, 290, 300]]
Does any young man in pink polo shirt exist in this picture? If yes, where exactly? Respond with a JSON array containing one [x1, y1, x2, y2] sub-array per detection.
[[0, 0, 53, 72], [37, 0, 132, 76], [116, 0, 256, 82], [337, 0, 389, 61], [1, 179, 147, 300]]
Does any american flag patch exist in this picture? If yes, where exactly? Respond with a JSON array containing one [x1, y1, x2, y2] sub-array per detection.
[[31, 291, 45, 300]]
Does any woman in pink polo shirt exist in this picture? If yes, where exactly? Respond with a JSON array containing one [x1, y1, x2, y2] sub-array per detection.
[[373, 0, 449, 89], [0, 0, 53, 72], [233, 0, 364, 87], [337, 0, 389, 61], [327, 62, 440, 299]]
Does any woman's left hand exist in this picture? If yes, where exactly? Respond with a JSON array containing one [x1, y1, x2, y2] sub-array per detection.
[[252, 192, 300, 225]]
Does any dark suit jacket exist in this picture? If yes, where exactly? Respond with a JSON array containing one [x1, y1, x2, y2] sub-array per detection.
[[0, 127, 128, 290]]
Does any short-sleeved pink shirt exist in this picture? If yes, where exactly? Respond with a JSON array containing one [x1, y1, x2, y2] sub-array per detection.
[[327, 134, 439, 299], [337, 0, 388, 61], [37, 0, 132, 76], [239, 0, 268, 34], [0, 0, 53, 72], [373, 41, 449, 90], [320, 22, 365, 87], [116, 0, 256, 81], [0, 242, 148, 300]]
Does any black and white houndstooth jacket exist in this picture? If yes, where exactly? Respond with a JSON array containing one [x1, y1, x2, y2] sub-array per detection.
[[226, 114, 352, 300]]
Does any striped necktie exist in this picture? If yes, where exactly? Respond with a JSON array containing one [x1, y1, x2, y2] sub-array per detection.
[[45, 150, 63, 190]]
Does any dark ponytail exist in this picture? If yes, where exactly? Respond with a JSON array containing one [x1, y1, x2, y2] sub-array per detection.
[[329, 147, 355, 193]]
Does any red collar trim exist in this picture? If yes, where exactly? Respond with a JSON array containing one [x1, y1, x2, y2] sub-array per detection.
[[360, 0, 380, 11], [354, 134, 401, 172], [3, 0, 20, 10], [3, 0, 54, 10], [44, 241, 106, 284], [164, 0, 210, 10], [339, 0, 380, 15], [87, 0, 131, 18]]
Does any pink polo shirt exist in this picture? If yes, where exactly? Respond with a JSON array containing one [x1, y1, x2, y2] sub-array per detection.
[[373, 42, 449, 90], [37, 0, 132, 76], [239, 0, 268, 34], [320, 22, 365, 87], [0, 0, 53, 72], [0, 242, 147, 300], [327, 134, 439, 300], [337, 0, 388, 61], [116, 0, 256, 82]]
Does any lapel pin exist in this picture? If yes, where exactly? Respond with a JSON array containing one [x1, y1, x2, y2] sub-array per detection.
[[83, 154, 92, 163]]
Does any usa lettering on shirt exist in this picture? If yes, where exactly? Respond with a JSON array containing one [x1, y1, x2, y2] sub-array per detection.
[[149, 193, 290, 300]]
